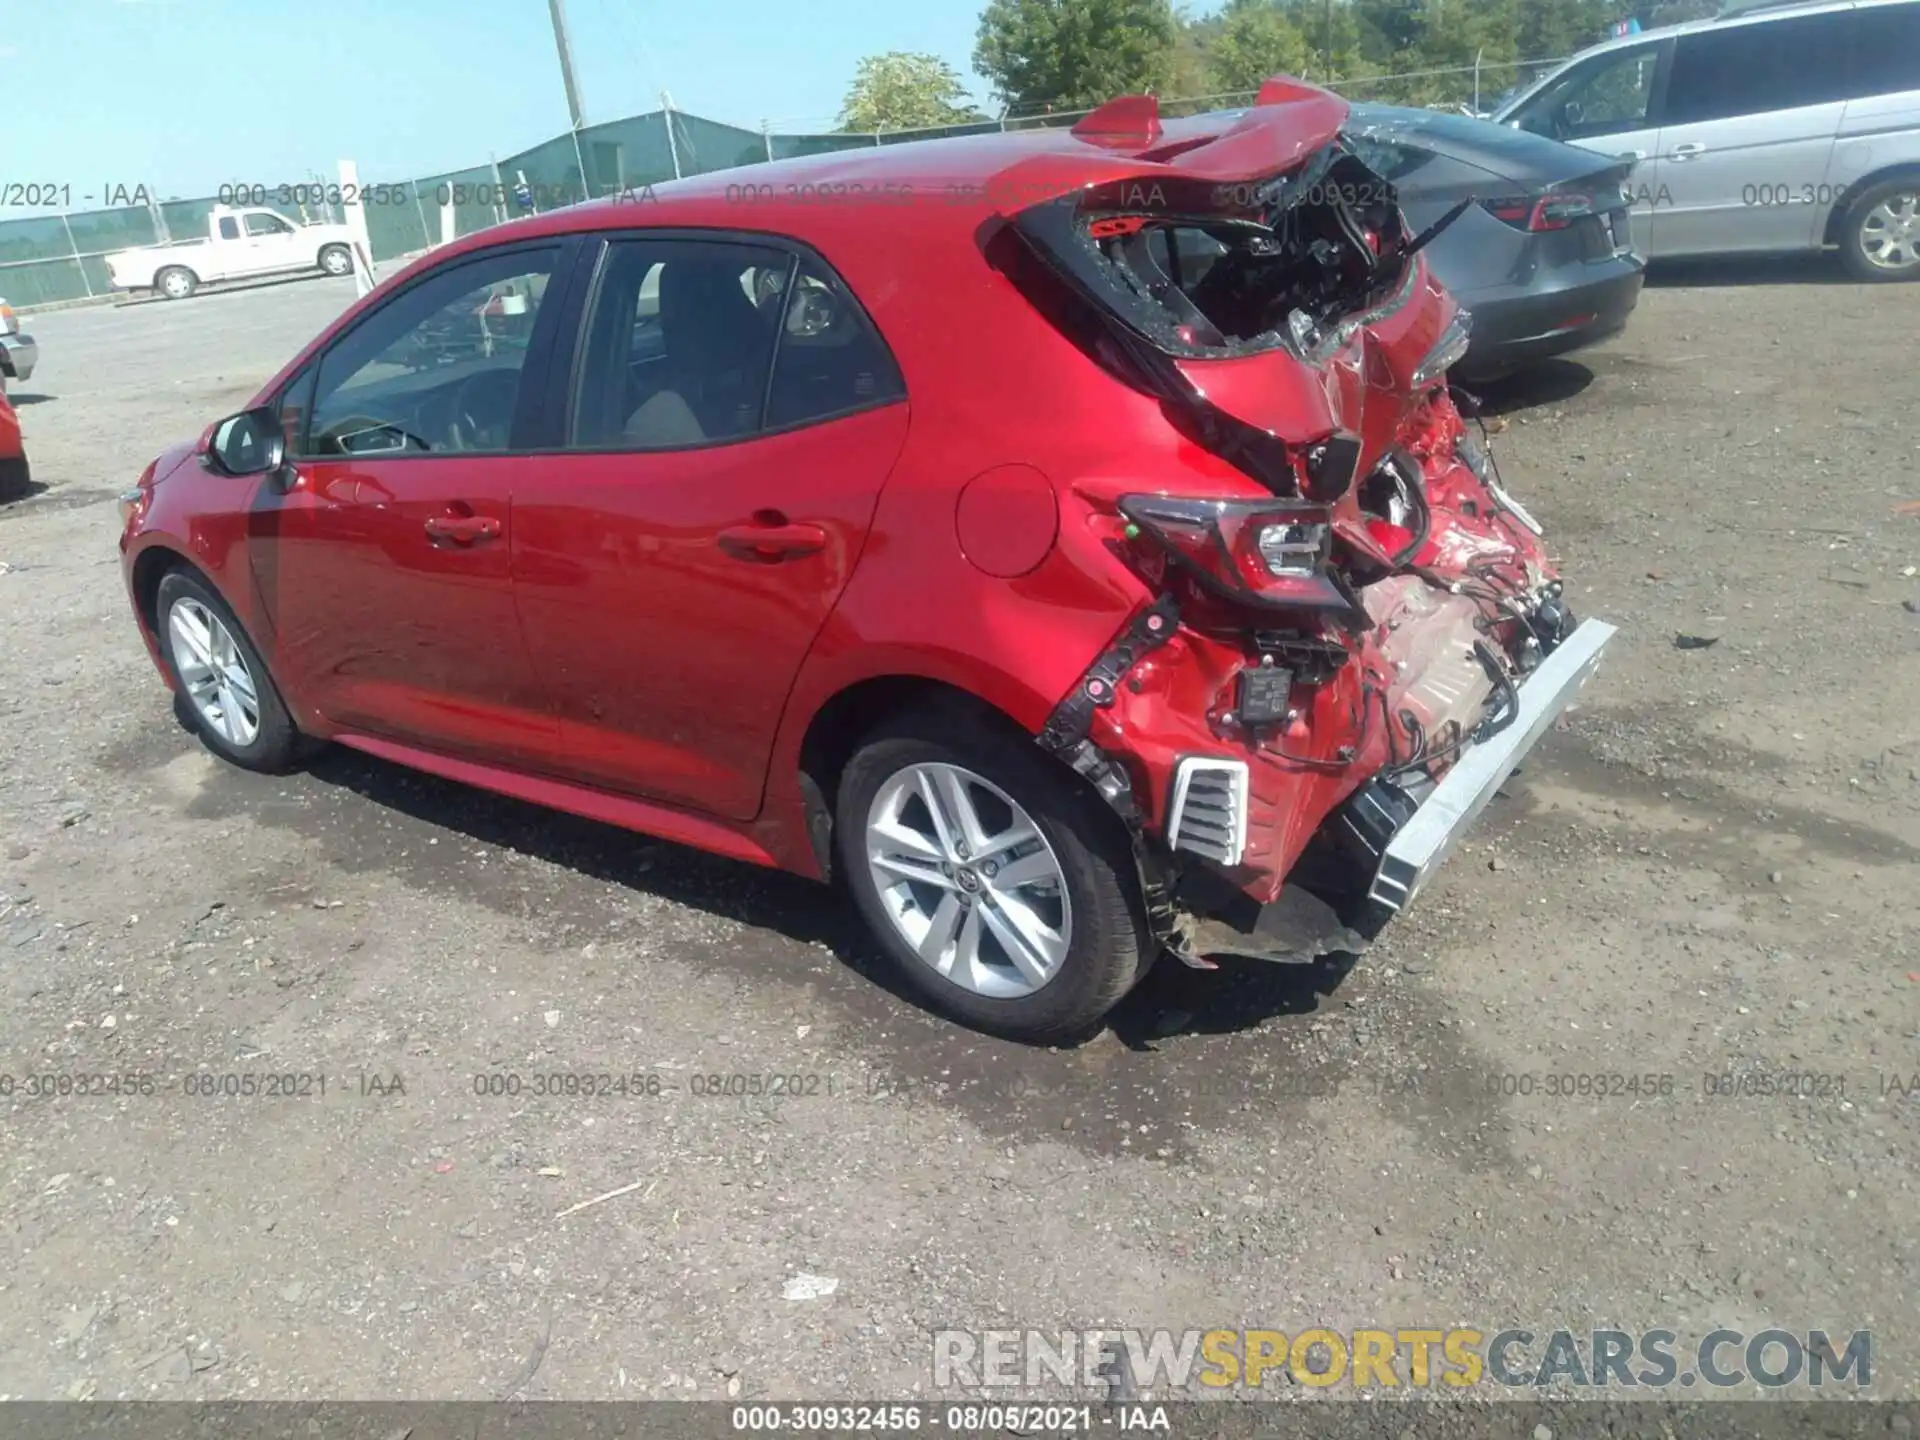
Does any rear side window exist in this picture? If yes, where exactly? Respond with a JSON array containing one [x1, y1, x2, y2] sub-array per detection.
[[1849, 2, 1920, 96], [217, 216, 240, 240], [569, 238, 790, 450], [1665, 12, 1853, 125]]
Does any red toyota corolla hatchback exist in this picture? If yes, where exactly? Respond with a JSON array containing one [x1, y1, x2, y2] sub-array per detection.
[[120, 80, 1615, 1041]]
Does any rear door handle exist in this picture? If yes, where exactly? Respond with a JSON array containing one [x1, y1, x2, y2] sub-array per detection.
[[1667, 143, 1705, 159], [423, 513, 502, 544], [717, 521, 827, 561]]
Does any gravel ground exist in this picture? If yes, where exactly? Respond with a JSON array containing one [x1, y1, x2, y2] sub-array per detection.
[[0, 264, 1915, 1410]]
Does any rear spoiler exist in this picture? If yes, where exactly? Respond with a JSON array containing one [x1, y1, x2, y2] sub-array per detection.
[[1069, 76, 1348, 154]]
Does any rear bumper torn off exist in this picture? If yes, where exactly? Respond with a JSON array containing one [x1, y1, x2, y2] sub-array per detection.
[[1368, 616, 1615, 916], [1164, 616, 1616, 966]]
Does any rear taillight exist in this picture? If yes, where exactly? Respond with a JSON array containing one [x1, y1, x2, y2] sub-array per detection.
[[0, 302, 15, 334], [1118, 494, 1349, 611], [1480, 192, 1596, 232]]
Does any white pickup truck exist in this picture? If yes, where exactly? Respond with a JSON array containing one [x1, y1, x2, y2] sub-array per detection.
[[104, 205, 359, 300]]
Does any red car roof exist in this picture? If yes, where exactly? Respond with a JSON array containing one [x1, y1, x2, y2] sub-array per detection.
[[435, 80, 1349, 256], [252, 78, 1356, 414]]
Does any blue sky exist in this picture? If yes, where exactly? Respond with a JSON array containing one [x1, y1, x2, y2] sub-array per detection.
[[3, 0, 991, 212]]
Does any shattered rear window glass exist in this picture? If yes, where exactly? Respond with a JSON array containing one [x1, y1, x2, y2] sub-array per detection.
[[1079, 145, 1414, 357]]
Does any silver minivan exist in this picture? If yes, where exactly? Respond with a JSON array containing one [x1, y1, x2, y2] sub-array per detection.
[[1492, 0, 1920, 279]]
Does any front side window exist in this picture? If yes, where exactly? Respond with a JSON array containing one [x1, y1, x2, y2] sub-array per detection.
[[570, 239, 789, 450], [1665, 13, 1853, 125], [1510, 44, 1661, 140], [245, 213, 295, 237], [301, 247, 557, 457]]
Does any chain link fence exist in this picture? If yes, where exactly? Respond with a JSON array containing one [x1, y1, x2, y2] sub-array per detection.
[[0, 56, 1564, 311]]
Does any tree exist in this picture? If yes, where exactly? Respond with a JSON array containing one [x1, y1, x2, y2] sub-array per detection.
[[1206, 0, 1315, 90], [1168, 2, 1223, 101], [974, 0, 1179, 116], [1513, 0, 1631, 61], [838, 52, 987, 132]]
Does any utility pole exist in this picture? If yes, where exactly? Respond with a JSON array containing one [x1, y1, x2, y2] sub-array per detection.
[[547, 0, 587, 131]]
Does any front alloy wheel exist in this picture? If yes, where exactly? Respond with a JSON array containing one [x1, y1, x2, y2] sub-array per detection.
[[866, 762, 1072, 999], [168, 597, 261, 747], [154, 567, 308, 772]]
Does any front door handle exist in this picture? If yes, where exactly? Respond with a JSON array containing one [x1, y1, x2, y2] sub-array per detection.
[[1618, 148, 1647, 161], [717, 520, 827, 561], [1667, 142, 1705, 160], [423, 513, 502, 544]]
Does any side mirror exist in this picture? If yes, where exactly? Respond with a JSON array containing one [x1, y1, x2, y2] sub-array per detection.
[[206, 406, 286, 477]]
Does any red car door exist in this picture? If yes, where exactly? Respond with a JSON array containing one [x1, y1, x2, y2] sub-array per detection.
[[248, 243, 567, 764], [510, 238, 909, 820]]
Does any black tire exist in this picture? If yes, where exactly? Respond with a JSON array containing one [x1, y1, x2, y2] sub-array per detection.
[[0, 455, 28, 503], [318, 243, 353, 277], [1838, 177, 1920, 283], [835, 706, 1155, 1042], [154, 567, 306, 772], [155, 265, 199, 300]]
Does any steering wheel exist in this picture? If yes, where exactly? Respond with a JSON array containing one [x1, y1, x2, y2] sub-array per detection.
[[449, 369, 522, 451], [786, 285, 841, 338], [315, 416, 434, 455]]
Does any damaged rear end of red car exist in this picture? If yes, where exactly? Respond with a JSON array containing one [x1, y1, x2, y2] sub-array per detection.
[[1002, 80, 1617, 968]]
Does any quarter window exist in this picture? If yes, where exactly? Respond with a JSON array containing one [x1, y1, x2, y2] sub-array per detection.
[[1665, 13, 1853, 125], [276, 366, 317, 454], [301, 247, 557, 457]]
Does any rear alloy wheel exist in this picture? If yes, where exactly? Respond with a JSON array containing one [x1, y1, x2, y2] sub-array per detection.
[[318, 244, 353, 277], [156, 266, 199, 300], [1841, 180, 1920, 282], [155, 568, 306, 772], [867, 762, 1072, 1000], [837, 709, 1155, 1041]]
